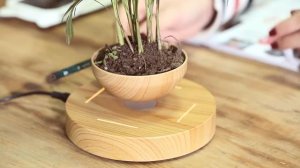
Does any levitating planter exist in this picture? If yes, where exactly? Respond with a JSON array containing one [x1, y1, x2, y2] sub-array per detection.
[[64, 0, 216, 162], [90, 48, 188, 101], [65, 48, 216, 162]]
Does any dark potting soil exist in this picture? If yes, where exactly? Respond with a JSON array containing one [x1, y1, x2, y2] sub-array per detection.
[[95, 39, 185, 76]]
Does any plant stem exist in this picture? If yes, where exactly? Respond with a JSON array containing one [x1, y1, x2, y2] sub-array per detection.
[[64, 0, 83, 45], [115, 21, 125, 45], [111, 0, 124, 45], [132, 0, 144, 54], [121, 0, 134, 41], [146, 0, 154, 43], [112, 0, 134, 52], [135, 20, 144, 54], [128, 0, 135, 38], [155, 0, 162, 50]]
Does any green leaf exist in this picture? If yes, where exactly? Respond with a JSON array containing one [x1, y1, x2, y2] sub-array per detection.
[[95, 60, 103, 65], [63, 0, 83, 45]]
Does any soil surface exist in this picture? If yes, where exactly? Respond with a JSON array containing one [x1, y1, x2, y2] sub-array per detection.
[[95, 37, 185, 76]]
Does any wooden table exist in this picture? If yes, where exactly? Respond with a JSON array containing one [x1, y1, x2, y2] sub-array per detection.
[[0, 7, 299, 168]]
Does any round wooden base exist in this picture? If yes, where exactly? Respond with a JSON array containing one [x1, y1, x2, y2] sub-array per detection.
[[65, 79, 216, 162]]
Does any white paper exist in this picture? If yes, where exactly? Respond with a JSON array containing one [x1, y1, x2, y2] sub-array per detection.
[[0, 0, 111, 28], [188, 0, 300, 72]]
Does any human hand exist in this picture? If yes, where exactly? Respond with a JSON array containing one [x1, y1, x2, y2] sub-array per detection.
[[265, 10, 300, 51], [119, 0, 214, 42]]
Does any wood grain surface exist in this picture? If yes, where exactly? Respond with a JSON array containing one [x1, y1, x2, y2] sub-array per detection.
[[65, 79, 216, 162], [0, 0, 5, 7], [0, 7, 299, 168]]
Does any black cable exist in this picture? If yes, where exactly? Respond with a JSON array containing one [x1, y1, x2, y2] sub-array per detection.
[[0, 91, 70, 104]]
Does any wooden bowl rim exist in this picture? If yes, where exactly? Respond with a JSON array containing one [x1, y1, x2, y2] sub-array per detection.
[[91, 47, 188, 78]]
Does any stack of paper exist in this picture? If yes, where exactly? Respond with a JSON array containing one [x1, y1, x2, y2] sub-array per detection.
[[188, 0, 300, 72]]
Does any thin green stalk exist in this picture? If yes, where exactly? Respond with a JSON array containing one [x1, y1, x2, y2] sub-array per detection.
[[133, 0, 144, 54], [64, 0, 83, 45], [64, 0, 106, 44], [115, 19, 125, 45], [111, 0, 134, 52], [155, 0, 162, 50], [111, 0, 124, 45], [121, 0, 134, 41], [128, 0, 135, 39], [146, 0, 154, 43]]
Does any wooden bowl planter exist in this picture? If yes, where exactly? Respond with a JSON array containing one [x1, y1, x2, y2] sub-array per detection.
[[91, 48, 188, 102], [65, 48, 216, 162], [64, 0, 216, 163]]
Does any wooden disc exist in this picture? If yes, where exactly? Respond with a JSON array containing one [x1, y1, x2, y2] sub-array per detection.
[[65, 79, 216, 162]]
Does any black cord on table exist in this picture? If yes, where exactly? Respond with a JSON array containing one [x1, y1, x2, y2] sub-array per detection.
[[0, 91, 70, 104]]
